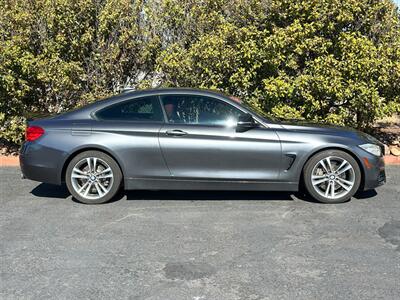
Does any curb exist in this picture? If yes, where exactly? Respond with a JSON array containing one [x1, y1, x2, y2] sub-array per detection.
[[384, 155, 400, 165], [1, 154, 400, 167], [0, 155, 19, 167]]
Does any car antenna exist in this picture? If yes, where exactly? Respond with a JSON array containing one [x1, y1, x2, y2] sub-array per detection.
[[121, 87, 135, 93]]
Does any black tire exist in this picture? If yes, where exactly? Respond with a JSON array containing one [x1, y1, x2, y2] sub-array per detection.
[[303, 150, 361, 204], [65, 150, 122, 204]]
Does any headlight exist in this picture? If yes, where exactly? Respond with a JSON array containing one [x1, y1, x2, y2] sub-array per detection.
[[359, 143, 381, 156]]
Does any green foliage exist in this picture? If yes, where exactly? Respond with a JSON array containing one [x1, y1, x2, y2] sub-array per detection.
[[157, 0, 400, 129], [271, 104, 304, 120], [1, 0, 400, 144], [0, 114, 26, 144]]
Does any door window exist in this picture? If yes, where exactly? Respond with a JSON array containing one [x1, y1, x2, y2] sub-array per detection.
[[160, 94, 243, 126], [96, 96, 164, 122]]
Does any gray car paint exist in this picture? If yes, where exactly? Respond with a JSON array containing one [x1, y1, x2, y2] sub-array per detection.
[[20, 88, 386, 192]]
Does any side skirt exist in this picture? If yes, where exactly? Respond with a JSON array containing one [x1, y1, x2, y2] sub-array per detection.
[[124, 177, 298, 191]]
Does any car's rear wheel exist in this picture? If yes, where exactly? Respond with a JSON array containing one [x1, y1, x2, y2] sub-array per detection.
[[65, 151, 122, 204], [303, 150, 361, 203]]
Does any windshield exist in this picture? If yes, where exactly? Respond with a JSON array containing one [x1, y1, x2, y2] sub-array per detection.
[[228, 96, 277, 123], [242, 102, 278, 122]]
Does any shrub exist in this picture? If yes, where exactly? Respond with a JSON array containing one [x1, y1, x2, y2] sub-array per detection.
[[1, 0, 399, 145]]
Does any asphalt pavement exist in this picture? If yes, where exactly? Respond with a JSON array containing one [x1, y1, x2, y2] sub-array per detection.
[[1, 166, 399, 300]]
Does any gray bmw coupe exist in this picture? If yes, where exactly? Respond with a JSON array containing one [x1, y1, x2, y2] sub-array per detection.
[[20, 88, 386, 204]]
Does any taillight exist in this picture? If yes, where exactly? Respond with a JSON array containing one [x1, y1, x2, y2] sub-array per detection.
[[25, 126, 45, 141]]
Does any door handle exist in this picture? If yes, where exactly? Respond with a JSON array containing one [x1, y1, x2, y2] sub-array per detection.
[[166, 129, 188, 137]]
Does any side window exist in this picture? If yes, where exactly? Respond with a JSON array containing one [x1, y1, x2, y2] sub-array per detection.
[[160, 95, 243, 126], [96, 96, 164, 122]]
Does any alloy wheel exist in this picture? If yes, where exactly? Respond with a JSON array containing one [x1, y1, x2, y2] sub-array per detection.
[[311, 156, 355, 200], [70, 157, 114, 200]]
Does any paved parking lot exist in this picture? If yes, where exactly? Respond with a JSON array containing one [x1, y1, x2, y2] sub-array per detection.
[[1, 166, 400, 299]]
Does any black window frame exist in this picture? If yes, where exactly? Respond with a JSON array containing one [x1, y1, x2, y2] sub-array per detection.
[[93, 95, 166, 123]]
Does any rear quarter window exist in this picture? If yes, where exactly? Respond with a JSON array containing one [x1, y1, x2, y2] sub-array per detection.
[[95, 96, 164, 122]]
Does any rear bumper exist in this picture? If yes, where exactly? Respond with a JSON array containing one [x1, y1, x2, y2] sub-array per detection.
[[20, 142, 65, 185], [20, 157, 60, 184]]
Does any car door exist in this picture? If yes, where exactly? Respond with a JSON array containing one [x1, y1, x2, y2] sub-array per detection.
[[92, 95, 170, 179], [158, 94, 282, 181]]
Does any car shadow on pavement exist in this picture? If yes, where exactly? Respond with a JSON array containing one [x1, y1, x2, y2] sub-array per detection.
[[354, 189, 378, 199], [30, 183, 378, 204], [124, 190, 296, 201], [30, 183, 70, 199], [30, 183, 298, 201]]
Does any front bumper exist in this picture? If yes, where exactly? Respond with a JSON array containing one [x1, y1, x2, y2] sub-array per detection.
[[362, 154, 386, 190]]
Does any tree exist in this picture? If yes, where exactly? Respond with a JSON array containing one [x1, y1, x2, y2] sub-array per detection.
[[157, 0, 400, 129], [1, 0, 399, 145]]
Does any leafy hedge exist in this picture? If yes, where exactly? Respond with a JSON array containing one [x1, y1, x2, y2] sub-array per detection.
[[1, 0, 400, 144]]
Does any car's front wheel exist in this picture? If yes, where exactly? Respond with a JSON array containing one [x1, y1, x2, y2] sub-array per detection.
[[65, 150, 122, 204], [303, 150, 361, 203]]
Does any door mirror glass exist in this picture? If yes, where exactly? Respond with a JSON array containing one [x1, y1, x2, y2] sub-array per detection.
[[236, 113, 257, 132]]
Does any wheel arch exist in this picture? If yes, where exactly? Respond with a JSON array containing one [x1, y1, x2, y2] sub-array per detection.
[[299, 146, 365, 191], [61, 147, 125, 183]]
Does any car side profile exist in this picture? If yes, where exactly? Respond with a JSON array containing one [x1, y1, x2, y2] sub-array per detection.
[[20, 88, 386, 204]]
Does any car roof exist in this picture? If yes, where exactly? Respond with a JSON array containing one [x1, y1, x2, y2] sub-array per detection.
[[55, 88, 238, 120], [122, 87, 230, 98]]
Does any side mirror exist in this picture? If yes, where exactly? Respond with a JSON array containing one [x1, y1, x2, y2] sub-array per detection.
[[236, 113, 257, 132]]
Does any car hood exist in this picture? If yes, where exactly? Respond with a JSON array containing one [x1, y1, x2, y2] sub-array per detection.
[[279, 120, 380, 144]]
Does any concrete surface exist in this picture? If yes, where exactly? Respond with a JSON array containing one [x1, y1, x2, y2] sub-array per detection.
[[0, 166, 399, 300]]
